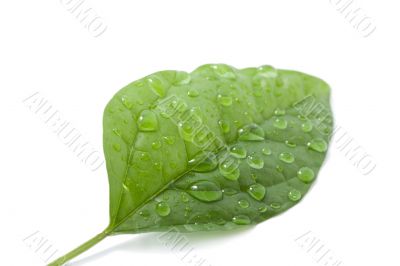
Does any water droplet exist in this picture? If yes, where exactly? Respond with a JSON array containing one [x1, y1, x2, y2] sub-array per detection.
[[218, 120, 230, 133], [175, 71, 191, 85], [152, 140, 162, 150], [121, 96, 133, 109], [274, 108, 286, 116], [288, 189, 302, 201], [258, 204, 268, 213], [238, 199, 249, 208], [178, 122, 196, 142], [297, 167, 315, 183], [297, 114, 307, 121], [222, 188, 238, 195], [214, 65, 236, 79], [230, 145, 247, 158], [279, 152, 295, 163], [238, 124, 265, 141], [155, 201, 171, 217], [247, 154, 264, 169], [285, 140, 296, 148], [139, 152, 151, 161], [257, 65, 278, 78], [270, 202, 281, 209], [188, 152, 218, 172], [147, 76, 165, 97], [219, 157, 240, 180], [307, 138, 328, 152], [273, 117, 287, 129], [301, 120, 313, 132], [217, 94, 233, 106], [137, 110, 158, 131], [163, 136, 176, 145], [187, 88, 199, 97], [187, 181, 223, 202], [262, 147, 272, 155], [139, 210, 150, 220], [112, 128, 121, 136], [276, 164, 283, 172], [232, 215, 251, 225], [180, 192, 189, 202], [154, 162, 162, 170], [247, 183, 266, 201], [113, 143, 121, 152]]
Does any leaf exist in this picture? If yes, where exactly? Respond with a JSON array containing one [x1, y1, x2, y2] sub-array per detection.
[[48, 64, 333, 265]]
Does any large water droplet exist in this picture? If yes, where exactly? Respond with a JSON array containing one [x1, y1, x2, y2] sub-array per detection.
[[113, 143, 121, 152], [112, 128, 121, 136], [155, 201, 171, 217], [187, 88, 199, 97], [288, 189, 302, 201], [152, 140, 162, 150], [247, 183, 266, 201], [178, 121, 196, 142], [238, 199, 249, 208], [163, 136, 176, 145], [232, 215, 251, 225], [307, 138, 328, 152], [219, 157, 240, 180], [188, 152, 218, 172], [301, 120, 313, 132], [247, 154, 264, 169], [137, 110, 158, 131], [121, 96, 133, 109], [262, 147, 272, 155], [279, 152, 295, 163], [217, 94, 233, 106], [147, 76, 165, 97], [297, 167, 315, 183], [175, 71, 191, 85], [274, 108, 286, 116], [218, 120, 230, 133], [187, 181, 223, 202], [285, 140, 296, 148], [273, 117, 287, 129], [238, 124, 265, 141], [230, 145, 247, 158]]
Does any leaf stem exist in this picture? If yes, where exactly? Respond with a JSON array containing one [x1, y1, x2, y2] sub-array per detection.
[[47, 227, 111, 266]]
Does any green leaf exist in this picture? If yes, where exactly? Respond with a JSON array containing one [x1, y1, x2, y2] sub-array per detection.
[[48, 64, 333, 265]]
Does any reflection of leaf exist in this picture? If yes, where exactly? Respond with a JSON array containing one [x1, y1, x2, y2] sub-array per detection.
[[48, 64, 333, 265]]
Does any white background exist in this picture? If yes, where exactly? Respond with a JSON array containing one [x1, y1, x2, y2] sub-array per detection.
[[1, 0, 399, 265]]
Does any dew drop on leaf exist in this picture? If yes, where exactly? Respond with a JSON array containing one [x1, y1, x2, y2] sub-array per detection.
[[155, 202, 171, 217], [112, 143, 121, 152], [137, 110, 158, 132], [307, 138, 328, 152], [219, 157, 240, 180], [146, 76, 165, 97], [247, 183, 266, 201], [247, 154, 264, 169], [238, 124, 265, 141], [297, 167, 315, 183], [288, 189, 302, 201], [273, 117, 287, 129], [187, 88, 199, 97], [262, 147, 272, 155], [285, 140, 296, 148], [187, 181, 223, 202], [279, 152, 295, 163], [230, 145, 247, 158], [301, 120, 313, 132], [151, 140, 162, 150], [188, 152, 218, 172], [217, 94, 233, 106], [218, 120, 230, 133], [238, 199, 250, 208], [274, 108, 286, 116], [232, 215, 251, 225]]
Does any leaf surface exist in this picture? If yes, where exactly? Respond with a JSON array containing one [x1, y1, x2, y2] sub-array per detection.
[[103, 64, 333, 233]]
